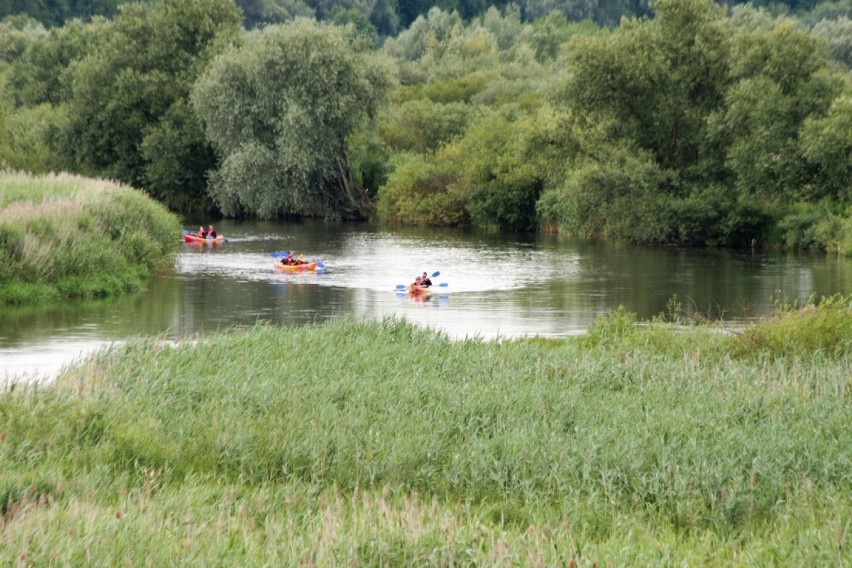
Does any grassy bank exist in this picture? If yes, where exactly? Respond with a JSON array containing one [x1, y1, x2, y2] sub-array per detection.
[[1, 300, 850, 565], [0, 171, 180, 304]]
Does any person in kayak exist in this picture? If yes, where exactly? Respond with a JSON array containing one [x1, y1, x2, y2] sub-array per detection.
[[295, 253, 305, 265], [420, 272, 432, 287], [196, 226, 207, 238], [207, 225, 217, 238], [412, 276, 422, 287], [280, 251, 295, 265]]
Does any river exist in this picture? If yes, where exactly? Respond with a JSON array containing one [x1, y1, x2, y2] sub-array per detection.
[[2, 219, 850, 380]]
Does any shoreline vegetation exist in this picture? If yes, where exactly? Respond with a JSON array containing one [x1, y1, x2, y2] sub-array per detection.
[[0, 171, 180, 305], [2, 300, 849, 564], [1, 0, 850, 252]]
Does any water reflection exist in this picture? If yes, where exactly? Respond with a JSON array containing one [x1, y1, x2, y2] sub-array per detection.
[[2, 219, 851, 379]]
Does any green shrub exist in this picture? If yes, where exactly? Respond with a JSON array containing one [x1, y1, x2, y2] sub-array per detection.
[[580, 305, 638, 347], [377, 152, 468, 225], [732, 294, 852, 358], [778, 202, 852, 255]]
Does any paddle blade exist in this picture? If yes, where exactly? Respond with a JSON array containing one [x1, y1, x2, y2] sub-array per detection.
[[317, 262, 325, 269], [182, 230, 189, 234], [438, 282, 448, 287], [432, 271, 440, 278], [395, 284, 406, 290]]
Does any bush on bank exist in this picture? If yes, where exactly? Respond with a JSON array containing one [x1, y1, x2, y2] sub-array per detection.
[[0, 171, 180, 304], [1, 300, 850, 564]]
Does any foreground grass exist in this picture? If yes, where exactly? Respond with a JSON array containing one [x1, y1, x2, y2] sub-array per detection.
[[0, 171, 180, 304], [1, 300, 850, 565]]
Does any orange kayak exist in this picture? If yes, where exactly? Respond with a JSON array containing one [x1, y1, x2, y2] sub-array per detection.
[[274, 261, 318, 272], [408, 284, 431, 296], [183, 234, 224, 244]]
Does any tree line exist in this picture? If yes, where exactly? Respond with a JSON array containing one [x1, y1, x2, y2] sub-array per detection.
[[1, 0, 849, 39], [0, 0, 850, 251]]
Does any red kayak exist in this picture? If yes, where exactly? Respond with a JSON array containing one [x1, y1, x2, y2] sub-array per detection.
[[274, 261, 318, 272], [183, 234, 225, 244]]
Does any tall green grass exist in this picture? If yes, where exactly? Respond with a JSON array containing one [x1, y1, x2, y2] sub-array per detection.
[[0, 171, 180, 304], [1, 302, 849, 564]]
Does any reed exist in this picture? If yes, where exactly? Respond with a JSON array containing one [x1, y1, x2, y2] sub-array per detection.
[[1, 301, 849, 564], [0, 171, 180, 304]]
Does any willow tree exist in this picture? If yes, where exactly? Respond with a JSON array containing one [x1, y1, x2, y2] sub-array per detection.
[[192, 19, 392, 219]]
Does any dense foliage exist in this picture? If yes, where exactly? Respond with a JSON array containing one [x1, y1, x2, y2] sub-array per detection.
[[0, 0, 849, 251], [1, 304, 850, 562], [0, 171, 180, 304], [374, 0, 851, 251]]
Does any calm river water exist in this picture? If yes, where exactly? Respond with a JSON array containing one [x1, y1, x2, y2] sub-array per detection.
[[2, 219, 851, 379]]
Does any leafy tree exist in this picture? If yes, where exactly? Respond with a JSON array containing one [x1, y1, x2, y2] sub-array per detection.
[[376, 98, 474, 153], [797, 0, 852, 23], [545, 0, 846, 246], [396, 71, 499, 102], [382, 7, 464, 64], [716, 18, 842, 200], [330, 6, 378, 45], [368, 0, 400, 37], [236, 0, 314, 28], [521, 11, 580, 62], [562, 0, 730, 182], [191, 19, 392, 219], [521, 0, 651, 26], [522, 0, 599, 23], [445, 108, 546, 229], [799, 94, 852, 202], [536, 126, 673, 242], [0, 0, 123, 27], [139, 100, 218, 211], [0, 17, 100, 174], [479, 3, 522, 50], [59, 0, 242, 209], [0, 99, 67, 172], [812, 16, 852, 71], [0, 14, 44, 62], [347, 121, 390, 198], [383, 5, 556, 80], [8, 17, 105, 106], [394, 0, 512, 29]]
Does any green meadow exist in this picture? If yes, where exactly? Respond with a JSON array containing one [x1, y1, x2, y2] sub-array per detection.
[[1, 299, 849, 565], [0, 171, 180, 304]]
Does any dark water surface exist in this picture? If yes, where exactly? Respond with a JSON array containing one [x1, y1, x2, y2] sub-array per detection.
[[3, 219, 851, 379]]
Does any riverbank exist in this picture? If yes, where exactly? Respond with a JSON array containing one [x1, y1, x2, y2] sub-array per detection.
[[0, 171, 180, 304], [2, 299, 849, 564]]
